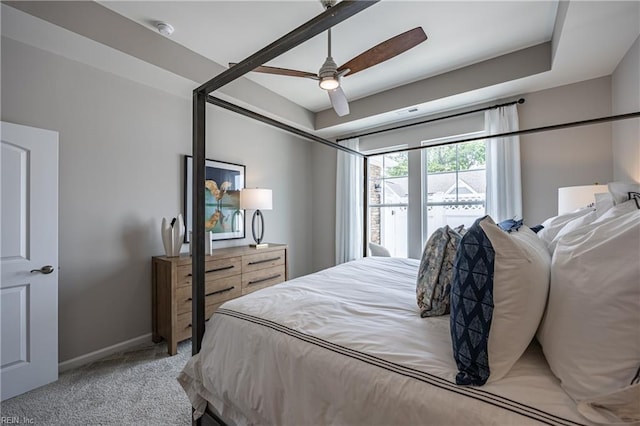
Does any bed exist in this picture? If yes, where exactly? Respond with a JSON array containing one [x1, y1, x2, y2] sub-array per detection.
[[178, 256, 592, 426], [186, 2, 639, 425]]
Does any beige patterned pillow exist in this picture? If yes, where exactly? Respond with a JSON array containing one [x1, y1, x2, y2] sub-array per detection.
[[416, 225, 464, 317]]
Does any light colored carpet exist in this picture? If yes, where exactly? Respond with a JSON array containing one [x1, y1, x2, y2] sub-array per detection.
[[1, 340, 193, 425]]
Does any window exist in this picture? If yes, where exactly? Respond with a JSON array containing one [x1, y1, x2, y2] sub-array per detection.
[[368, 152, 408, 257], [361, 124, 486, 258], [423, 132, 486, 241]]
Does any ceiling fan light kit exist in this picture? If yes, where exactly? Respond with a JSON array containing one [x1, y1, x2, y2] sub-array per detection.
[[319, 76, 340, 90]]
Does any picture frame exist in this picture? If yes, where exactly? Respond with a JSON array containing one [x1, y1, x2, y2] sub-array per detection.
[[184, 155, 245, 242]]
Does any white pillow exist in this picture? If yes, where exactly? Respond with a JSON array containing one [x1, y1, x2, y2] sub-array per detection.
[[537, 208, 593, 248], [608, 181, 640, 205], [547, 210, 598, 254], [450, 216, 550, 385], [537, 210, 640, 410]]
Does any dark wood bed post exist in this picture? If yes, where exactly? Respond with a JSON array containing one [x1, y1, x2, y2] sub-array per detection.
[[363, 156, 368, 258], [192, 90, 206, 358], [191, 90, 207, 426]]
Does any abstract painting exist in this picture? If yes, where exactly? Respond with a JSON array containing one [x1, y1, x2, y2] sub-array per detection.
[[184, 156, 245, 242]]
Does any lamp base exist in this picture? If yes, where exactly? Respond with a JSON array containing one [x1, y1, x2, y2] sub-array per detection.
[[250, 243, 270, 249]]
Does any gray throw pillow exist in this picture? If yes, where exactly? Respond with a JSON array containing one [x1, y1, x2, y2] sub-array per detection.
[[416, 225, 464, 317]]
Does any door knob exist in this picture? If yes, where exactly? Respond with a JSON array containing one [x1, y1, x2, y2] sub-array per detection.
[[30, 265, 54, 274]]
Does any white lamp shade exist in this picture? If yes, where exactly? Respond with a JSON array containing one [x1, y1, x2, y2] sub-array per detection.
[[558, 184, 608, 215], [240, 188, 272, 210]]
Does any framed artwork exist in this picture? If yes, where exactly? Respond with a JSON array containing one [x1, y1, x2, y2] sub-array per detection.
[[184, 155, 245, 242]]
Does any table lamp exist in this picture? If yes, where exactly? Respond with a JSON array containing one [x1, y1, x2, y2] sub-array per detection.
[[557, 184, 608, 214], [240, 188, 273, 248]]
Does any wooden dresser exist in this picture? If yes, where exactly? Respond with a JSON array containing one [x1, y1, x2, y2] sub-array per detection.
[[152, 243, 288, 355]]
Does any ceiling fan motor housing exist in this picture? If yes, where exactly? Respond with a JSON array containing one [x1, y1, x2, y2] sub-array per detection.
[[319, 56, 338, 78]]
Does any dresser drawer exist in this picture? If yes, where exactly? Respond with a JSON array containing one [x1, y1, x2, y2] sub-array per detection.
[[242, 250, 285, 273], [242, 265, 285, 295], [177, 257, 241, 287], [175, 275, 242, 314], [176, 303, 221, 342]]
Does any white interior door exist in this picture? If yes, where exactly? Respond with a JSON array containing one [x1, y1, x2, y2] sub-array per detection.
[[1, 121, 59, 401]]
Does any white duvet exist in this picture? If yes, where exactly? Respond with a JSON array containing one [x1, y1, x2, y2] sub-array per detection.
[[179, 257, 592, 426]]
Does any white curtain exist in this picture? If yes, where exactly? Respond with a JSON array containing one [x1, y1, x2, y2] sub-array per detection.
[[335, 138, 363, 264], [485, 104, 522, 221]]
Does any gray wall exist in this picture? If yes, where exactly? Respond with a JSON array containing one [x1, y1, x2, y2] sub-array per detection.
[[1, 37, 313, 362], [311, 77, 614, 268], [519, 76, 613, 224], [612, 36, 640, 182]]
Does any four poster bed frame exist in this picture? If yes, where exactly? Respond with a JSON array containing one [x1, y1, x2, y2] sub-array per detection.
[[189, 1, 640, 424]]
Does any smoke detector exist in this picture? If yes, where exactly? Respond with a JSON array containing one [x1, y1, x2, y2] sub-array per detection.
[[156, 22, 174, 37]]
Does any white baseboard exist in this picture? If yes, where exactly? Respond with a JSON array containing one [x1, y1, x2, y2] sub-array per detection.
[[58, 333, 153, 373]]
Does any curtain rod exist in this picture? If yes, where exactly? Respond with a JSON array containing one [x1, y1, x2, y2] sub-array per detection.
[[207, 96, 365, 158], [366, 110, 640, 158], [336, 98, 525, 142]]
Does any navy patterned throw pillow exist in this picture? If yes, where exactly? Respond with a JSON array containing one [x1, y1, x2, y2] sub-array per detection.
[[449, 216, 495, 386], [450, 215, 551, 387]]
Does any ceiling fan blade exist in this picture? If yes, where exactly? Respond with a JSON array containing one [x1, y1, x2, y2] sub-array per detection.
[[337, 27, 427, 77], [328, 86, 350, 117], [229, 63, 317, 79]]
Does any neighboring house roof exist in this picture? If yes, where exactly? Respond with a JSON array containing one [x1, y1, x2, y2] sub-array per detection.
[[385, 179, 408, 202], [372, 169, 486, 204], [426, 169, 486, 195]]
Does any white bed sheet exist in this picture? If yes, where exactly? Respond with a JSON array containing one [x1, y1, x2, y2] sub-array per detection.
[[179, 257, 592, 426]]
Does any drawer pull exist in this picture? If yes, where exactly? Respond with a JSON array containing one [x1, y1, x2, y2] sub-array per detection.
[[187, 265, 235, 276], [187, 286, 235, 301], [248, 274, 281, 286], [247, 256, 281, 266]]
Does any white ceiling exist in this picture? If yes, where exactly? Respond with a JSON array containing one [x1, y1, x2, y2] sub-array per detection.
[[100, 1, 559, 112], [4, 1, 639, 137]]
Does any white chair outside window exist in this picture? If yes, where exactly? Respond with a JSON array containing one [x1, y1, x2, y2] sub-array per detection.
[[369, 242, 391, 257]]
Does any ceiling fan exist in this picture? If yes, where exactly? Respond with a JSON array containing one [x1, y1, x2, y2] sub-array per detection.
[[230, 0, 427, 117]]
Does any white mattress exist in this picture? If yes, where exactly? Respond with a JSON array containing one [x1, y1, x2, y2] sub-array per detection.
[[179, 257, 592, 426]]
